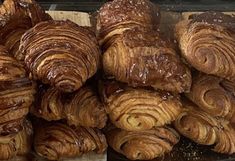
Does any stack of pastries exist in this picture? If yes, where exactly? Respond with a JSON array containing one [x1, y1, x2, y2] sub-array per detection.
[[0, 0, 108, 160], [97, 0, 192, 160], [174, 11, 235, 155], [0, 0, 234, 160]]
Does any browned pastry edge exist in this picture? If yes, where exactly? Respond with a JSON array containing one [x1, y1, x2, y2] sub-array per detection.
[[102, 27, 192, 93], [34, 122, 107, 160], [20, 20, 100, 93], [100, 80, 183, 131], [97, 0, 160, 42], [0, 0, 52, 60], [106, 126, 180, 160]]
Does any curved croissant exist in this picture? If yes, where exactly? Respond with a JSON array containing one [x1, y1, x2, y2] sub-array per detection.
[[186, 73, 235, 123], [106, 126, 180, 160], [101, 81, 183, 131], [97, 0, 160, 43], [65, 87, 107, 129], [0, 120, 33, 160], [0, 0, 51, 60], [31, 86, 107, 129], [175, 12, 235, 82], [174, 99, 235, 154], [19, 20, 100, 92], [102, 28, 192, 93], [0, 46, 35, 138], [34, 122, 107, 160], [31, 85, 64, 121]]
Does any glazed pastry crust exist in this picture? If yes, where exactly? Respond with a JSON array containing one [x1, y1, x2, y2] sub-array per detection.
[[106, 126, 180, 160], [0, 46, 35, 139], [19, 20, 100, 92], [34, 122, 107, 160], [101, 81, 183, 131], [175, 12, 235, 82], [0, 0, 51, 60], [103, 28, 192, 93], [174, 99, 235, 154], [186, 73, 235, 123], [31, 86, 107, 129]]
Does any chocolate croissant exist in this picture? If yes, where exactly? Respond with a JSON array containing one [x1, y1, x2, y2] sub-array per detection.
[[0, 0, 51, 60], [102, 27, 192, 93], [175, 12, 235, 82], [186, 73, 235, 123], [0, 46, 35, 138], [31, 85, 107, 129], [19, 20, 100, 92], [97, 0, 160, 43], [65, 87, 107, 129], [106, 126, 180, 160], [101, 81, 183, 131], [0, 120, 33, 160], [34, 122, 107, 160], [174, 99, 235, 154]]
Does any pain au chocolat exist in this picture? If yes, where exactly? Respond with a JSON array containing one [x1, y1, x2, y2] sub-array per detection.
[[174, 99, 235, 154], [101, 81, 183, 131], [0, 46, 35, 139], [97, 0, 160, 43], [0, 0, 51, 61], [34, 122, 107, 160], [106, 126, 180, 160], [186, 73, 235, 123], [102, 27, 192, 93], [175, 12, 235, 82], [19, 20, 100, 92], [31, 85, 107, 129]]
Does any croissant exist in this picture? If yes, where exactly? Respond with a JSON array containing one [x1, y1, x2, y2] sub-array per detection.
[[19, 20, 100, 92], [65, 86, 107, 129], [31, 85, 64, 121], [0, 120, 33, 160], [97, 0, 160, 44], [0, 0, 51, 60], [34, 122, 107, 160], [175, 12, 235, 82], [174, 99, 235, 154], [186, 73, 235, 123], [102, 27, 192, 93], [101, 81, 183, 131], [106, 126, 180, 160], [31, 85, 107, 129], [0, 46, 35, 139]]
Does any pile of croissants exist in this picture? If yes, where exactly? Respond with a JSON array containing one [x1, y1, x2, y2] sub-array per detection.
[[0, 0, 234, 160]]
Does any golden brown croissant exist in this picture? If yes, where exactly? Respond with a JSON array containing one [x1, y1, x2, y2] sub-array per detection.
[[34, 122, 107, 160], [175, 12, 235, 82], [174, 99, 235, 154], [106, 126, 180, 160], [0, 120, 33, 160], [102, 27, 192, 93], [186, 73, 235, 123], [0, 46, 35, 138], [101, 81, 183, 131], [31, 85, 64, 121], [97, 0, 160, 43], [0, 0, 51, 60], [65, 87, 107, 129], [19, 20, 100, 92], [31, 85, 107, 129]]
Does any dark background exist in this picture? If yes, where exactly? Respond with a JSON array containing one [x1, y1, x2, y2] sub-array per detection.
[[34, 0, 235, 12]]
